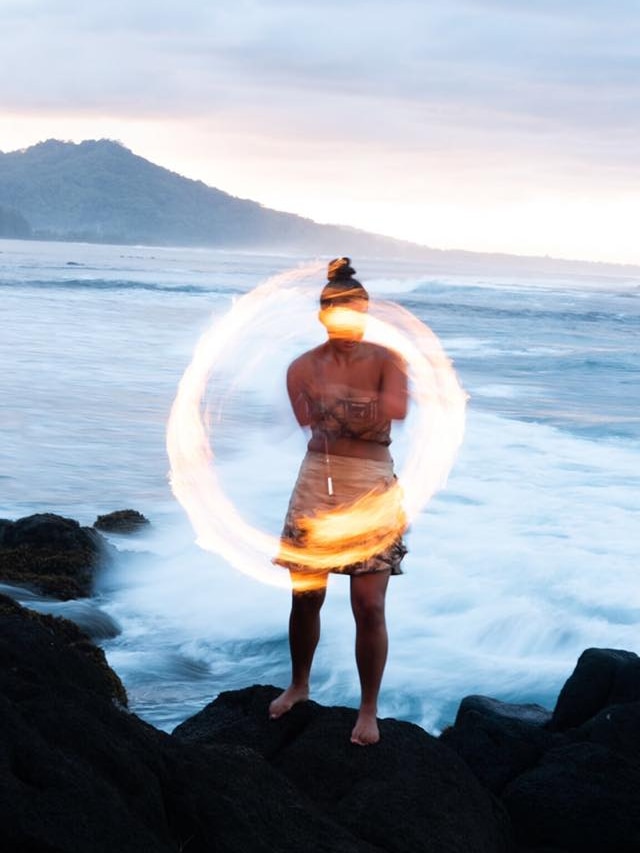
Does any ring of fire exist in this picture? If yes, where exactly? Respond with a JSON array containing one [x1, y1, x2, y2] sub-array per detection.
[[167, 264, 467, 588]]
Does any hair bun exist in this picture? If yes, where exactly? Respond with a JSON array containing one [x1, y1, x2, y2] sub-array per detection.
[[327, 257, 356, 281]]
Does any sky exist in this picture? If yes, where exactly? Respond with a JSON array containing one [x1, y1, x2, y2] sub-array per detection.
[[2, 0, 640, 265]]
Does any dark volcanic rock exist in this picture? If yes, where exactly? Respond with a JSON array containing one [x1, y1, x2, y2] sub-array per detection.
[[1, 594, 513, 853], [0, 581, 121, 640], [442, 651, 640, 853], [3, 575, 639, 853], [93, 508, 150, 533], [503, 742, 640, 853], [0, 595, 382, 853], [550, 647, 640, 731], [0, 512, 110, 599], [174, 686, 514, 853], [0, 592, 127, 706], [440, 696, 556, 794], [572, 698, 640, 755], [30, 597, 121, 640]]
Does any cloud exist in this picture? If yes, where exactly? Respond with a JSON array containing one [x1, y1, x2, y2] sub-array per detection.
[[4, 0, 639, 162], [1, 0, 639, 262], [4, 1, 639, 117]]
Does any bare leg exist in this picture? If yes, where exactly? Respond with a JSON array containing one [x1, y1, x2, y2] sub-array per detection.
[[269, 573, 328, 719], [349, 570, 390, 745]]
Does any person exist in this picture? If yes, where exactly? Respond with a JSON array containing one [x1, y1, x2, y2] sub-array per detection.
[[269, 257, 408, 745]]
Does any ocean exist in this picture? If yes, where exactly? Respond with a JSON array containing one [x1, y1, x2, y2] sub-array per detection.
[[1, 237, 638, 734]]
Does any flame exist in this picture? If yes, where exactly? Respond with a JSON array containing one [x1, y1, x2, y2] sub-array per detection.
[[318, 301, 368, 340], [278, 480, 406, 569], [167, 263, 468, 587]]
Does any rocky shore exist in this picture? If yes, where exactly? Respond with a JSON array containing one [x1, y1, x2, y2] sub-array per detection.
[[1, 513, 639, 852], [0, 512, 109, 599]]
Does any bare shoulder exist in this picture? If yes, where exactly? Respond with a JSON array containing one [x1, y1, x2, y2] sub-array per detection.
[[366, 342, 406, 368], [287, 345, 325, 378]]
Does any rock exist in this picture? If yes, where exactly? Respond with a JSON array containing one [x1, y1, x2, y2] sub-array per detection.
[[0, 595, 513, 853], [520, 848, 569, 853], [502, 741, 640, 853], [174, 686, 514, 853], [0, 581, 121, 640], [572, 699, 640, 756], [0, 593, 127, 707], [0, 596, 380, 853], [550, 647, 640, 731], [93, 509, 150, 533], [25, 597, 122, 640], [442, 651, 640, 852], [0, 513, 111, 599], [455, 696, 553, 727], [2, 569, 639, 853], [440, 696, 556, 794]]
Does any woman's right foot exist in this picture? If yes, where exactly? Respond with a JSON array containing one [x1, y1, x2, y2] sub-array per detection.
[[350, 708, 380, 745], [269, 684, 309, 719]]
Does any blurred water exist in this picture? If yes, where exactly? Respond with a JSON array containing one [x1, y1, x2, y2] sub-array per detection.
[[1, 237, 638, 733]]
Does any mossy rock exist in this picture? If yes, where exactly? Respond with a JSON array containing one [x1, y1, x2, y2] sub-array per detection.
[[94, 509, 150, 533], [0, 513, 108, 600]]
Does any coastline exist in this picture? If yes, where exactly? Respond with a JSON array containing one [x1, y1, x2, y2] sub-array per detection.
[[1, 512, 639, 852]]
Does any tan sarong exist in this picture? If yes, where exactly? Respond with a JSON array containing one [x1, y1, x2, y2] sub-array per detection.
[[274, 451, 407, 577]]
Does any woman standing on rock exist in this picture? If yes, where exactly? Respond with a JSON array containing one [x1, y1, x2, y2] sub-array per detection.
[[270, 257, 409, 745]]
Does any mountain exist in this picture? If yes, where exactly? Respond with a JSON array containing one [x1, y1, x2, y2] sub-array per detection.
[[1, 139, 639, 278], [0, 204, 31, 238], [0, 139, 425, 257]]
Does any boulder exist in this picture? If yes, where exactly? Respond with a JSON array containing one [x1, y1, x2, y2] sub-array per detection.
[[440, 696, 556, 794], [93, 509, 150, 533], [0, 513, 111, 599], [3, 516, 640, 853], [174, 686, 514, 853], [0, 595, 513, 853], [550, 647, 640, 731], [442, 651, 640, 852], [502, 741, 640, 853], [572, 699, 640, 756], [0, 593, 127, 708]]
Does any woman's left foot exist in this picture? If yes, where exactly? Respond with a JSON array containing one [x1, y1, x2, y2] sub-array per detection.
[[350, 709, 380, 745]]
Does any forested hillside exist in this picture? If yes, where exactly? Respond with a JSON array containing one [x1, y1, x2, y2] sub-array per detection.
[[0, 139, 416, 255], [2, 140, 638, 279], [0, 204, 31, 238]]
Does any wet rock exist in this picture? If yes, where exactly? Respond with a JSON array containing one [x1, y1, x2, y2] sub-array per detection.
[[572, 699, 640, 756], [25, 598, 121, 640], [174, 686, 514, 853], [0, 513, 111, 599], [93, 509, 150, 533], [0, 581, 120, 640], [440, 696, 556, 794], [549, 647, 640, 731], [0, 596, 381, 853], [442, 650, 640, 852], [502, 741, 640, 853], [2, 579, 639, 853], [0, 593, 126, 706]]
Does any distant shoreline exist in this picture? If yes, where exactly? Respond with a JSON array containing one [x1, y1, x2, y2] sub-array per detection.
[[3, 139, 640, 278], [2, 233, 640, 283]]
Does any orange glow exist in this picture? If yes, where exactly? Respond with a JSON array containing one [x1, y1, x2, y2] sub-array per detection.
[[278, 480, 406, 568], [318, 303, 368, 341], [166, 263, 468, 587], [276, 480, 407, 593]]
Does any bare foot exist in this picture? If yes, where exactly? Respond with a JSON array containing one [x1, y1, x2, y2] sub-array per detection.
[[269, 685, 309, 719], [350, 708, 380, 745]]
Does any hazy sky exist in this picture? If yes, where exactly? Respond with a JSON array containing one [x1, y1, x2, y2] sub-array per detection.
[[2, 0, 640, 263]]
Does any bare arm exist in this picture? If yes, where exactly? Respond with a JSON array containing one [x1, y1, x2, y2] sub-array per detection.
[[286, 358, 312, 427], [378, 351, 408, 421]]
